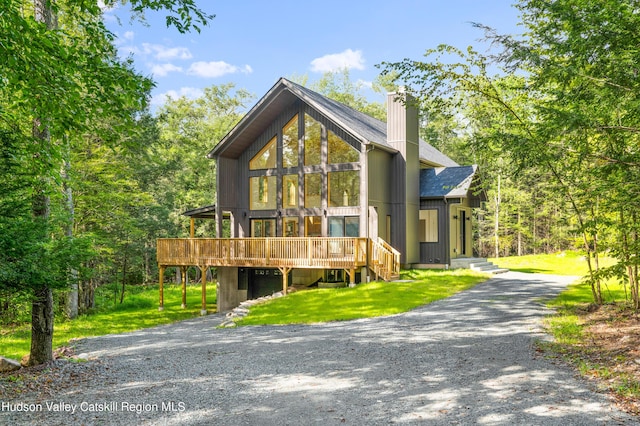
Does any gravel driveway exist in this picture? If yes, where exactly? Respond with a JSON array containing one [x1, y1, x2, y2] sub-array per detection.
[[2, 272, 637, 425]]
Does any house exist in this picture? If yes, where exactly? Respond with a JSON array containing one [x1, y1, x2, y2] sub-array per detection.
[[156, 78, 484, 313]]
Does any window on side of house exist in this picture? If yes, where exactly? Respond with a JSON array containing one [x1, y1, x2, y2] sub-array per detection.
[[282, 174, 298, 208], [419, 209, 438, 242], [249, 136, 277, 170], [328, 170, 359, 207], [328, 216, 359, 237], [304, 173, 322, 208], [282, 115, 299, 168], [283, 217, 299, 237], [250, 176, 276, 210], [328, 130, 359, 164], [304, 114, 321, 166], [305, 216, 322, 237], [251, 218, 276, 237]]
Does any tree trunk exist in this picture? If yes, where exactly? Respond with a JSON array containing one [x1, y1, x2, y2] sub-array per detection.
[[62, 137, 78, 319], [29, 287, 54, 365], [517, 210, 522, 257], [29, 0, 58, 365], [120, 248, 127, 304]]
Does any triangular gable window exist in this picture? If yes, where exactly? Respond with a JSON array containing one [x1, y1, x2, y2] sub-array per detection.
[[328, 130, 359, 164], [250, 136, 277, 170]]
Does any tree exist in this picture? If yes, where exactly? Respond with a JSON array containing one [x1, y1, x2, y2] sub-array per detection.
[[379, 0, 640, 306], [0, 0, 213, 365], [151, 84, 252, 240]]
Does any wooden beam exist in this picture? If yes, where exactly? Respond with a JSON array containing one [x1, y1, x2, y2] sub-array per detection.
[[200, 265, 208, 315], [190, 218, 195, 238], [345, 268, 356, 287], [158, 265, 165, 311], [278, 267, 292, 295]]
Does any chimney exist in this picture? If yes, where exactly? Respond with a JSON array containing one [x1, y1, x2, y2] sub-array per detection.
[[387, 89, 420, 265]]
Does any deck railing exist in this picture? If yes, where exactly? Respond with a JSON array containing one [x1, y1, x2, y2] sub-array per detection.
[[156, 237, 399, 280], [370, 237, 401, 281]]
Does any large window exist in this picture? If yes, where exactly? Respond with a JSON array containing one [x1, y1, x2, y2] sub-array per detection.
[[283, 217, 299, 237], [304, 173, 322, 208], [282, 115, 298, 168], [250, 136, 276, 170], [304, 114, 321, 166], [251, 219, 276, 237], [328, 171, 359, 207], [250, 176, 276, 210], [419, 209, 438, 242], [282, 174, 298, 208], [328, 130, 359, 164], [305, 216, 322, 236], [246, 108, 364, 229], [328, 216, 359, 237]]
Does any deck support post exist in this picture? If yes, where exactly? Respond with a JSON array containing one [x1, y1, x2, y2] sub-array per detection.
[[345, 268, 356, 287], [181, 266, 187, 308], [158, 265, 165, 311], [200, 265, 208, 315], [278, 267, 292, 295], [190, 218, 195, 238]]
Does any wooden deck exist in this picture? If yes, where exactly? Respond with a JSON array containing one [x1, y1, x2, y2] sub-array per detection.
[[156, 237, 400, 313], [158, 237, 399, 279]]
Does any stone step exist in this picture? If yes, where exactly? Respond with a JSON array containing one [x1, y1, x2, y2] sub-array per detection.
[[469, 261, 509, 274], [469, 261, 492, 269]]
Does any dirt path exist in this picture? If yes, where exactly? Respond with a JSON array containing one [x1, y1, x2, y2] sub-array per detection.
[[1, 272, 637, 425]]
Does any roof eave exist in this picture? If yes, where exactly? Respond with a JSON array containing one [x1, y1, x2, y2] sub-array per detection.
[[207, 78, 289, 159]]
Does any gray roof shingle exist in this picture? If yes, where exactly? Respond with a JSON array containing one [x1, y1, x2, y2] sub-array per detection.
[[210, 78, 458, 167], [420, 165, 478, 198]]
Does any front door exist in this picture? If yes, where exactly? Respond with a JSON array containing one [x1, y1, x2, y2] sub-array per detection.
[[450, 206, 472, 258]]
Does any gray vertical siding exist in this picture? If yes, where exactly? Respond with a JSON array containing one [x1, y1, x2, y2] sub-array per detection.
[[419, 199, 449, 265]]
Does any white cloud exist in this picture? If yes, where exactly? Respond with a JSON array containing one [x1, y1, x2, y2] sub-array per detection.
[[357, 79, 373, 89], [123, 31, 135, 41], [152, 87, 205, 105], [150, 63, 183, 77], [310, 49, 366, 73], [141, 43, 192, 60], [187, 61, 253, 78]]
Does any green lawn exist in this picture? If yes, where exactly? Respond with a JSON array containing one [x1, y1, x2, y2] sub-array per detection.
[[0, 283, 217, 361], [490, 251, 615, 276], [235, 269, 488, 326]]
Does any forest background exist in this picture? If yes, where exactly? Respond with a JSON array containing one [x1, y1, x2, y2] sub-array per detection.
[[3, 0, 640, 365]]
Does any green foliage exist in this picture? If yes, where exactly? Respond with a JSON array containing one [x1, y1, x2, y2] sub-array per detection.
[[235, 270, 487, 326], [379, 0, 640, 305], [151, 84, 252, 238], [0, 0, 214, 364], [309, 69, 388, 121], [0, 283, 217, 360]]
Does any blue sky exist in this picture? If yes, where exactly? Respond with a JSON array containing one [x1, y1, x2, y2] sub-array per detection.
[[103, 1, 522, 108]]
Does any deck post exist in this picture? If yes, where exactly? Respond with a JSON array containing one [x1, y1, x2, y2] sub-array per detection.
[[190, 218, 195, 238], [181, 266, 187, 308], [158, 265, 165, 311], [200, 265, 208, 315], [278, 267, 291, 295]]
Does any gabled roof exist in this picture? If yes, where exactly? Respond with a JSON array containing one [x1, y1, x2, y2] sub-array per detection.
[[208, 77, 458, 167], [420, 165, 479, 199]]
